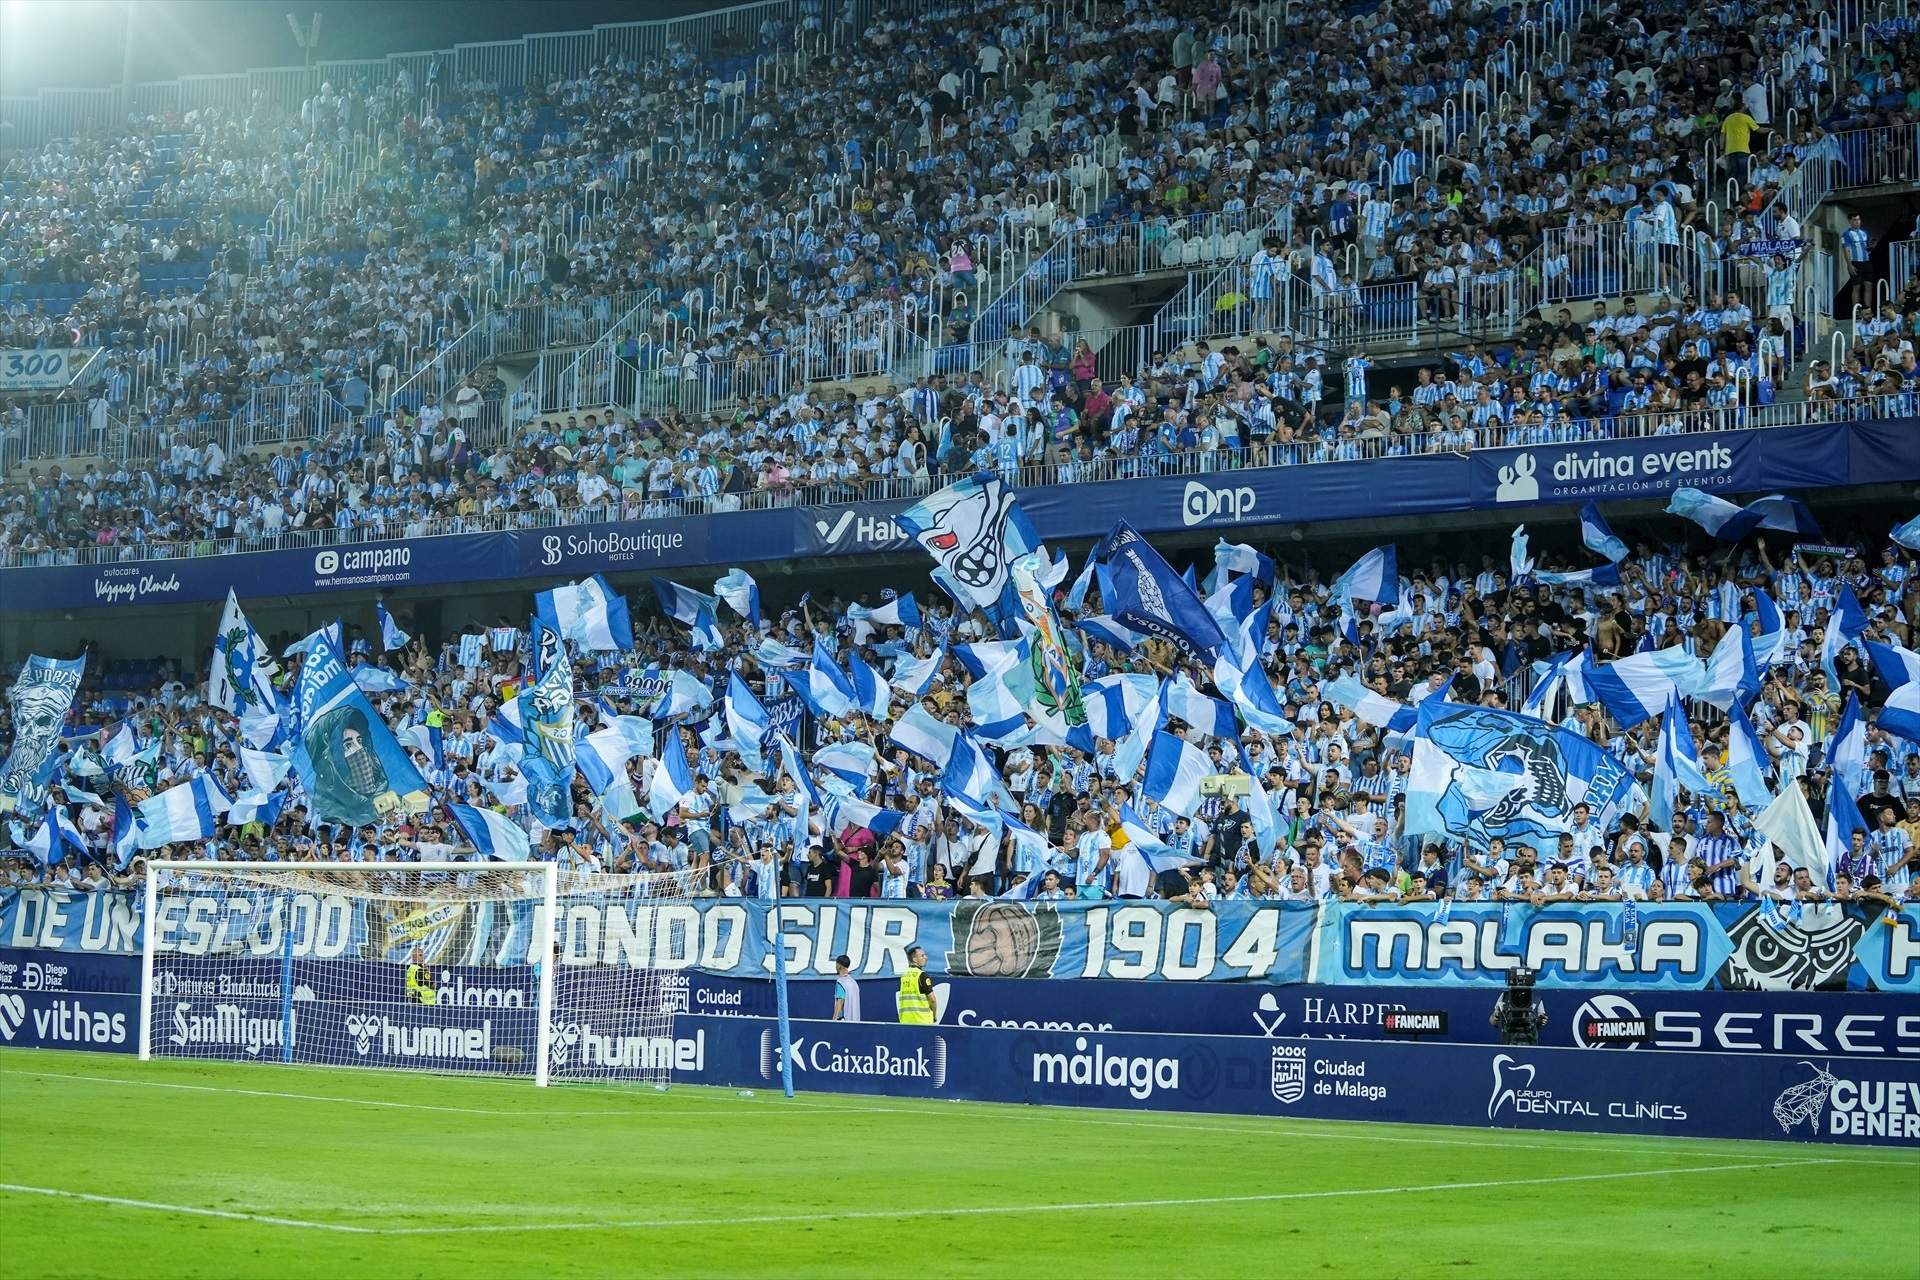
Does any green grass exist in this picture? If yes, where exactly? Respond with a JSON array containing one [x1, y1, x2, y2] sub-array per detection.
[[0, 1047, 1914, 1279]]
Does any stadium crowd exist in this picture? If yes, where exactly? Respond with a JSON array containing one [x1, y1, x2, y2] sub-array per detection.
[[3, 0, 1915, 531], [5, 508, 1920, 916], [7, 262, 1919, 561]]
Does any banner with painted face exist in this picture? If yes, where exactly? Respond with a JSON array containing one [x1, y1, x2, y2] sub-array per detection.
[[291, 630, 428, 827], [0, 654, 86, 815]]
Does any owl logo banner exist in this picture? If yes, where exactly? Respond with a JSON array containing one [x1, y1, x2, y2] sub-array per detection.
[[0, 653, 86, 815], [1406, 702, 1634, 858], [291, 628, 428, 827]]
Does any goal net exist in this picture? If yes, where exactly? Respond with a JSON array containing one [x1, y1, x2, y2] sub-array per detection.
[[139, 861, 709, 1086]]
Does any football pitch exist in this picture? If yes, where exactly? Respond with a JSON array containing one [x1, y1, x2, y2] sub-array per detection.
[[0, 1047, 1913, 1279]]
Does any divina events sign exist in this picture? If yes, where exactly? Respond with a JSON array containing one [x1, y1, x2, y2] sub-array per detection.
[[4, 891, 1915, 993], [5, 419, 1917, 613]]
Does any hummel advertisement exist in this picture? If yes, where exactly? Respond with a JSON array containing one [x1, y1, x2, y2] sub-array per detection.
[[676, 1014, 1920, 1147]]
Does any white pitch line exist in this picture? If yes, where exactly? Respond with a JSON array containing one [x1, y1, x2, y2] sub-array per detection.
[[0, 1183, 373, 1234], [374, 1159, 1841, 1235], [0, 1068, 638, 1118]]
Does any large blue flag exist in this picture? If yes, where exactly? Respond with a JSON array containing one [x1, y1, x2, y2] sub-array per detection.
[[1096, 520, 1228, 660], [1578, 502, 1630, 563], [0, 653, 86, 815], [291, 629, 428, 827], [1406, 701, 1635, 858]]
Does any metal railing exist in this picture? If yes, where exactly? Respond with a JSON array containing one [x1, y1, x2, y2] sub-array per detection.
[[8, 394, 1911, 570], [1892, 240, 1919, 297]]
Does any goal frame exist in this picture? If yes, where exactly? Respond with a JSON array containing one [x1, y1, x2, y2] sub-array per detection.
[[138, 861, 563, 1085]]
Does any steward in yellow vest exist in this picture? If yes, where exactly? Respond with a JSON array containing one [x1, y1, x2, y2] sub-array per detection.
[[897, 945, 935, 1024]]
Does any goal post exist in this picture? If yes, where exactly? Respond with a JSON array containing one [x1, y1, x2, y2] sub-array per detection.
[[137, 860, 723, 1087]]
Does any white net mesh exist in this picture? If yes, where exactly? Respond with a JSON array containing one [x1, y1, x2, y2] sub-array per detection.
[[143, 863, 708, 1084], [546, 869, 713, 1085]]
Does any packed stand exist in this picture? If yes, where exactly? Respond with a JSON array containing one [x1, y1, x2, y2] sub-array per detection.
[[6, 506, 1919, 919]]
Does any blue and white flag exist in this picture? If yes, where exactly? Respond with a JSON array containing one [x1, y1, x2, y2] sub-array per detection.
[[291, 629, 430, 827], [283, 621, 342, 659], [1665, 487, 1822, 542], [1750, 590, 1786, 667], [891, 703, 959, 768], [209, 591, 278, 715], [848, 594, 923, 635], [1143, 731, 1213, 819], [449, 803, 531, 861], [1893, 515, 1920, 552], [891, 646, 945, 698], [517, 637, 578, 827], [896, 473, 1039, 611], [10, 807, 86, 865], [1826, 693, 1866, 798], [1084, 673, 1161, 743], [658, 670, 715, 721], [1650, 694, 1713, 829], [1076, 615, 1147, 654], [940, 730, 1002, 807], [753, 637, 810, 670], [577, 718, 647, 812], [1583, 647, 1706, 729], [1406, 701, 1635, 858], [1212, 539, 1276, 589], [1116, 803, 1201, 874], [1866, 639, 1920, 689], [0, 653, 86, 814], [1096, 520, 1228, 659], [713, 568, 762, 627], [1533, 563, 1623, 589], [239, 746, 292, 794], [724, 673, 772, 771], [827, 793, 908, 840], [226, 789, 287, 828], [1820, 774, 1866, 886], [1110, 679, 1168, 785], [814, 742, 877, 795], [109, 796, 140, 869], [1878, 680, 1920, 742], [135, 775, 229, 850], [1062, 545, 1102, 613], [352, 665, 409, 694], [845, 650, 892, 719], [792, 646, 858, 720], [537, 574, 634, 651], [1332, 545, 1399, 609], [458, 633, 485, 669], [1578, 502, 1630, 563], [1821, 584, 1868, 688], [1324, 674, 1411, 730], [965, 636, 1035, 744], [648, 727, 696, 822], [1524, 650, 1590, 716], [1244, 760, 1282, 861], [1166, 674, 1236, 742], [376, 602, 410, 652], [1697, 623, 1759, 711], [1724, 700, 1776, 809]]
